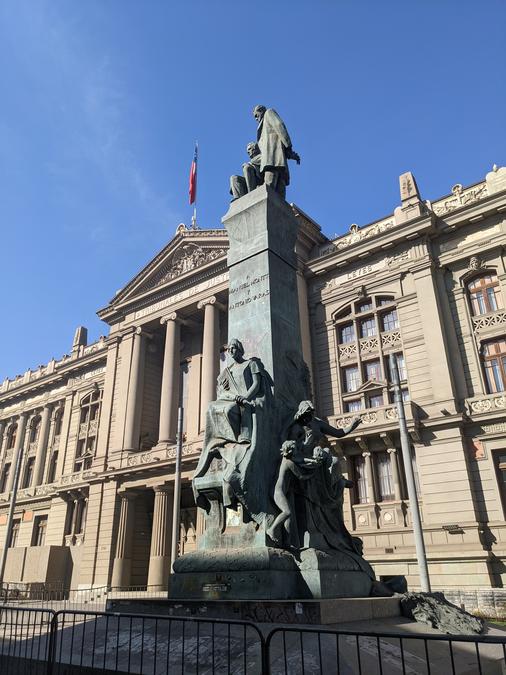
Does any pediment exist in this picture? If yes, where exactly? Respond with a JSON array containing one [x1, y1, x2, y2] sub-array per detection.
[[99, 225, 228, 317], [356, 379, 387, 393]]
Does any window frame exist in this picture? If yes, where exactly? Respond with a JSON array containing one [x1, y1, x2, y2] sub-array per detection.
[[482, 339, 506, 394], [467, 273, 502, 317]]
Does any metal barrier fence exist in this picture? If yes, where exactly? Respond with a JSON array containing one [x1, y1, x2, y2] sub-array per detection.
[[1, 605, 506, 674], [265, 626, 506, 675], [0, 605, 55, 673]]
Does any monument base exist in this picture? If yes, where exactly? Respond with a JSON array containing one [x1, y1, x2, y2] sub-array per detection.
[[170, 546, 374, 601], [106, 596, 400, 625]]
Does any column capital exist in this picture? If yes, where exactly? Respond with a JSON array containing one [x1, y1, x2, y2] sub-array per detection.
[[160, 312, 179, 325], [117, 489, 140, 501], [153, 483, 173, 494], [387, 447, 398, 455], [197, 296, 216, 310], [361, 450, 371, 459]]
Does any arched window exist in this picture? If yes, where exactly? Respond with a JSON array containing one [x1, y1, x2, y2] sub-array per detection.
[[28, 416, 41, 445], [74, 390, 102, 472], [6, 424, 17, 450], [53, 407, 63, 438], [482, 339, 506, 393], [467, 273, 502, 316]]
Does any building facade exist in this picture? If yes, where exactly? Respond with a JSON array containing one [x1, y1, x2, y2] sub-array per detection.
[[1, 165, 506, 593]]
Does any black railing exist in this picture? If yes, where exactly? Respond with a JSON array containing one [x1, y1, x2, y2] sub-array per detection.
[[0, 604, 505, 674], [265, 626, 506, 675]]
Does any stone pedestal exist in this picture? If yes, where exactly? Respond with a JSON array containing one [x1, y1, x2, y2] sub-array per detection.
[[222, 185, 309, 409]]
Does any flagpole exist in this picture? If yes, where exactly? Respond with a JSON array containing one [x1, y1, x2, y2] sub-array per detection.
[[192, 141, 198, 229]]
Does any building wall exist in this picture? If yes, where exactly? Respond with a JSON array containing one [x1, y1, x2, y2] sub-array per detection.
[[0, 169, 505, 592]]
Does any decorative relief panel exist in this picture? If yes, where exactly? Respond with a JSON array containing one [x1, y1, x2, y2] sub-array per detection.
[[151, 244, 227, 288], [333, 404, 400, 430], [468, 393, 506, 415], [472, 310, 506, 333], [359, 336, 379, 355], [319, 218, 396, 257], [432, 182, 488, 217], [338, 343, 357, 359], [381, 330, 402, 348]]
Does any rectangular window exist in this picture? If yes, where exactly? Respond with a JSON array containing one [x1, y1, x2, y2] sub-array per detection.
[[22, 457, 35, 489], [360, 317, 377, 338], [0, 464, 11, 493], [368, 394, 383, 408], [381, 309, 399, 332], [364, 360, 381, 382], [339, 323, 355, 344], [388, 353, 407, 381], [343, 365, 360, 392], [32, 516, 48, 547], [47, 452, 58, 484], [483, 340, 506, 394], [376, 452, 395, 501], [9, 520, 20, 548], [345, 400, 362, 413], [353, 455, 368, 504], [356, 301, 373, 313]]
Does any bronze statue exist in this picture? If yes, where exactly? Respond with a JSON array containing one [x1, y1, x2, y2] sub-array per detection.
[[268, 401, 365, 562], [230, 142, 262, 200], [253, 105, 300, 199], [192, 338, 273, 512]]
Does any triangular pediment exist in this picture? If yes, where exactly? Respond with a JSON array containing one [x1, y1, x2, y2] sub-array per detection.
[[356, 379, 387, 393], [98, 225, 228, 319]]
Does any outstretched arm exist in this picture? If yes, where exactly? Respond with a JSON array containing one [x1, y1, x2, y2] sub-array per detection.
[[318, 415, 362, 439]]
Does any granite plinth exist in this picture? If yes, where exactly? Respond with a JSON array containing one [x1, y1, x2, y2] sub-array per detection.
[[106, 596, 401, 625], [170, 546, 373, 601]]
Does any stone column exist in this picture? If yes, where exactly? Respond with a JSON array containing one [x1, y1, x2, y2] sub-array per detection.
[[387, 448, 402, 501], [32, 404, 53, 487], [55, 393, 74, 479], [0, 421, 6, 461], [123, 327, 145, 451], [362, 451, 375, 504], [198, 297, 220, 429], [147, 485, 173, 589], [111, 492, 137, 588], [6, 413, 28, 494], [158, 314, 180, 444]]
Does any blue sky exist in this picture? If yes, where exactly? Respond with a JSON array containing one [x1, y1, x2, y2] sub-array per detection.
[[1, 1, 505, 379]]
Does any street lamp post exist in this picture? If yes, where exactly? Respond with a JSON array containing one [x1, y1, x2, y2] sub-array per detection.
[[0, 444, 26, 590], [389, 353, 431, 592]]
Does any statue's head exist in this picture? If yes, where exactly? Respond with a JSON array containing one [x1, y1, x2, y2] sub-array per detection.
[[294, 400, 315, 424], [253, 105, 266, 122], [227, 338, 245, 362], [246, 141, 260, 158]]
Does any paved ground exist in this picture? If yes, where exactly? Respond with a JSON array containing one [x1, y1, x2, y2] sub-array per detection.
[[1, 606, 506, 674]]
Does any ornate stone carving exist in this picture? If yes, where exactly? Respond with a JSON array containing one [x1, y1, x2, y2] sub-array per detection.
[[468, 256, 484, 271], [359, 336, 379, 354], [319, 217, 396, 257], [381, 330, 402, 348], [432, 182, 488, 216], [469, 393, 506, 415], [338, 343, 357, 359], [153, 244, 227, 288], [472, 310, 506, 332]]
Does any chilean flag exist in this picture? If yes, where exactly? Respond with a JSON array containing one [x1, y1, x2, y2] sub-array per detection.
[[188, 143, 198, 205]]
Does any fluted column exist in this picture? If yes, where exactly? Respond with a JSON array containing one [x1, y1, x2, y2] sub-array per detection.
[[158, 314, 180, 443], [111, 492, 137, 588], [387, 447, 402, 500], [198, 296, 220, 429], [33, 404, 53, 487], [147, 485, 173, 589], [123, 327, 145, 450], [6, 413, 28, 494], [362, 451, 375, 504]]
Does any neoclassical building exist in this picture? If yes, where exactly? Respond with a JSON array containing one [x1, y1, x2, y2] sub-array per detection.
[[1, 164, 506, 594]]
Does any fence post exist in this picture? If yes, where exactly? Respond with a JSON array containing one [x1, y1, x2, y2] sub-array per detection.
[[46, 612, 59, 675]]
